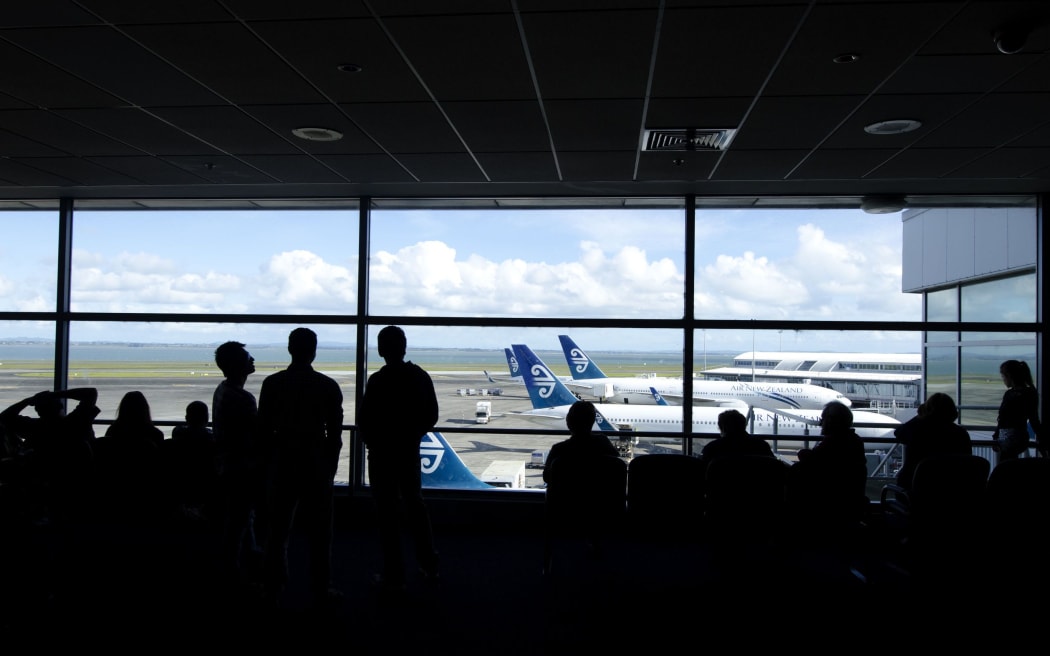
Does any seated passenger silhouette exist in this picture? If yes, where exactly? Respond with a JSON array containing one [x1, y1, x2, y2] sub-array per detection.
[[542, 400, 619, 486], [168, 400, 219, 521], [892, 392, 972, 491], [789, 400, 869, 529], [700, 409, 776, 464]]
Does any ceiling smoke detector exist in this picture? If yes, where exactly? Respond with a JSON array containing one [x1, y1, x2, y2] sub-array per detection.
[[643, 128, 737, 152]]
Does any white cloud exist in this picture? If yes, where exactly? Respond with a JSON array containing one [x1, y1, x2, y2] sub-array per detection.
[[259, 250, 356, 311], [370, 240, 684, 317]]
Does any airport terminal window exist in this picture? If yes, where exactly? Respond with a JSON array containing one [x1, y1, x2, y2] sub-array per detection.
[[961, 273, 1036, 323], [0, 210, 58, 313], [958, 339, 1037, 428], [368, 206, 685, 319], [0, 322, 57, 411], [70, 207, 359, 315], [927, 287, 958, 322], [693, 208, 920, 324], [0, 196, 1043, 491]]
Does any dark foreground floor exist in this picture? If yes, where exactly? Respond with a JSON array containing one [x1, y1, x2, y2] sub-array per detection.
[[2, 494, 1039, 653]]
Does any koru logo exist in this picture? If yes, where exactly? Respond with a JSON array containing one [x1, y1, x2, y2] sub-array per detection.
[[532, 364, 557, 399], [510, 355, 520, 375], [419, 432, 444, 474], [569, 347, 589, 374]]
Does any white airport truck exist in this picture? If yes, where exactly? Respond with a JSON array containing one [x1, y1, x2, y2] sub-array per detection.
[[481, 460, 527, 488], [475, 400, 492, 424]]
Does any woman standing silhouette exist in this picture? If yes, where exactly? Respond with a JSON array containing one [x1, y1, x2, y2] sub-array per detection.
[[993, 360, 1043, 462]]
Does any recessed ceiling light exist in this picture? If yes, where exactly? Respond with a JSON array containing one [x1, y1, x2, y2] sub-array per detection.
[[337, 63, 363, 73], [833, 53, 861, 64], [864, 119, 922, 135], [291, 127, 343, 142], [861, 195, 908, 214]]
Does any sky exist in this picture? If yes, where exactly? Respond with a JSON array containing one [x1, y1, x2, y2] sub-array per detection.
[[0, 206, 920, 353]]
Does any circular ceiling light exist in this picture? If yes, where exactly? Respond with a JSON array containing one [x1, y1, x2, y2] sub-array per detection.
[[864, 119, 922, 135], [833, 53, 861, 64], [291, 127, 344, 142], [861, 195, 908, 214], [337, 63, 363, 73]]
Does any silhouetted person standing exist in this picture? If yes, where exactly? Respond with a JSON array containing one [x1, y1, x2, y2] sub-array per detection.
[[358, 325, 440, 593], [212, 340, 263, 587], [258, 327, 344, 609], [994, 359, 1043, 462]]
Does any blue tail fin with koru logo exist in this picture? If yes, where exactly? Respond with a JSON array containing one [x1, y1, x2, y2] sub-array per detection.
[[512, 343, 582, 409], [420, 431, 493, 490]]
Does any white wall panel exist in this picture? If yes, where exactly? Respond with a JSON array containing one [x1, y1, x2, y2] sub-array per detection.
[[902, 205, 1036, 293]]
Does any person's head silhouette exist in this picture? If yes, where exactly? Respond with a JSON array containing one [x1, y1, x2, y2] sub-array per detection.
[[377, 325, 407, 363], [717, 409, 748, 437], [288, 327, 318, 363], [566, 400, 597, 436]]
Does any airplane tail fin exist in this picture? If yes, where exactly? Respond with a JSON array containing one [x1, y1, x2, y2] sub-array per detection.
[[512, 344, 582, 409], [649, 386, 670, 406], [558, 334, 608, 379], [420, 431, 493, 490], [504, 347, 521, 379], [484, 370, 497, 384]]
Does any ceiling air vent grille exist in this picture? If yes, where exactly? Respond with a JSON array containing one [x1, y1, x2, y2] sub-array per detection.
[[643, 128, 737, 152]]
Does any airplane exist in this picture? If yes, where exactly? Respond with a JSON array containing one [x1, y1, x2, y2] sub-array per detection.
[[510, 343, 900, 451], [556, 334, 851, 411], [699, 350, 923, 409]]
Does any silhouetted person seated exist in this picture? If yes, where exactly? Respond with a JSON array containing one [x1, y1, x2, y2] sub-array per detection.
[[0, 387, 99, 525], [700, 409, 776, 464], [542, 400, 620, 486], [788, 401, 870, 532], [892, 393, 972, 491], [542, 401, 623, 562], [168, 400, 219, 522]]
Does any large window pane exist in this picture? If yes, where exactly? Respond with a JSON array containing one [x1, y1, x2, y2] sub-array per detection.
[[0, 322, 57, 412], [695, 328, 922, 415], [694, 209, 919, 322], [0, 211, 58, 313], [359, 326, 686, 488], [926, 287, 957, 322], [958, 342, 1037, 430], [369, 205, 685, 319], [961, 273, 1037, 323], [71, 207, 359, 316], [67, 321, 357, 484]]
